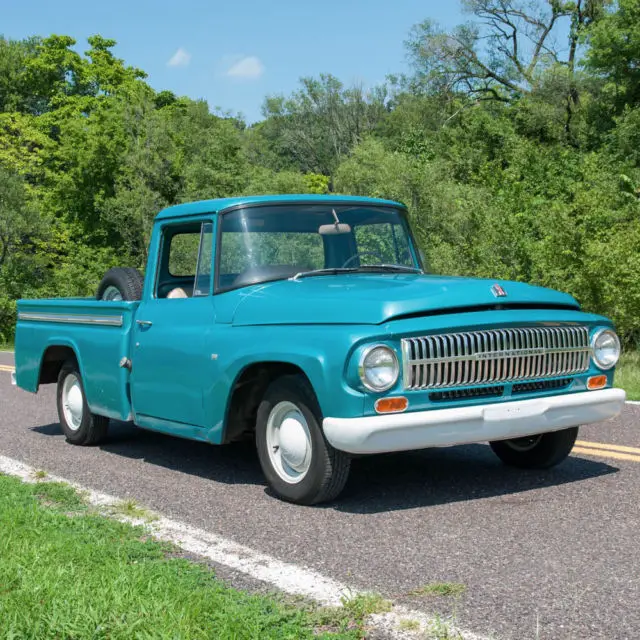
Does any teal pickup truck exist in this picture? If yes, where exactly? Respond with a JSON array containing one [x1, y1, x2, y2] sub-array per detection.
[[14, 195, 626, 504]]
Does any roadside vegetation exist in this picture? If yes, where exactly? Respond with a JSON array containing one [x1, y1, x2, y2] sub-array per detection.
[[0, 472, 370, 639], [616, 352, 640, 401]]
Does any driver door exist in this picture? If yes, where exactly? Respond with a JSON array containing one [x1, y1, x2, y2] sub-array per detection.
[[131, 220, 215, 429]]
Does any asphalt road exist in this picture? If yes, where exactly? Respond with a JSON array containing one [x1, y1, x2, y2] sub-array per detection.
[[1, 350, 639, 640]]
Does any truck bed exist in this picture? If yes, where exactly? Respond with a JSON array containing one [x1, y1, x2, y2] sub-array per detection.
[[15, 298, 139, 421]]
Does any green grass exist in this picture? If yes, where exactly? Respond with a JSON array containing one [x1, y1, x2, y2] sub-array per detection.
[[426, 615, 465, 640], [340, 592, 392, 617], [109, 498, 158, 522], [398, 617, 421, 631], [616, 351, 640, 401], [409, 582, 467, 598], [31, 480, 88, 511], [0, 474, 364, 639]]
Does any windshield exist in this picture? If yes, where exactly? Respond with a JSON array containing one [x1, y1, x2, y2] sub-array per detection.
[[216, 204, 421, 291]]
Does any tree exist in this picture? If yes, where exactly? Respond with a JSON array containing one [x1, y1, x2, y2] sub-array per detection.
[[0, 36, 40, 113], [585, 0, 640, 113], [0, 167, 39, 270], [257, 74, 388, 176], [404, 0, 608, 141]]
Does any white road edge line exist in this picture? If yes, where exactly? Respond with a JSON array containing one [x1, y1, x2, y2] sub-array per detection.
[[0, 454, 489, 640]]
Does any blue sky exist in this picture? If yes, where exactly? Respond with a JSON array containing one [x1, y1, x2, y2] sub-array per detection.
[[4, 0, 465, 123]]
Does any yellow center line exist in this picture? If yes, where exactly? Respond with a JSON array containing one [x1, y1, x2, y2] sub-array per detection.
[[573, 446, 640, 463], [575, 439, 640, 455], [0, 365, 15, 373]]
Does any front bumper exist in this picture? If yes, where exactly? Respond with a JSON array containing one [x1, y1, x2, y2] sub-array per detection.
[[323, 388, 626, 454]]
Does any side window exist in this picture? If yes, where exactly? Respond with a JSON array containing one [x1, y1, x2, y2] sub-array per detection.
[[194, 223, 213, 296], [157, 221, 213, 299], [169, 232, 201, 277]]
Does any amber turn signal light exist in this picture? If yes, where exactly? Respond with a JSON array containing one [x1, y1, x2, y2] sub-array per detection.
[[374, 397, 408, 414], [587, 375, 607, 390]]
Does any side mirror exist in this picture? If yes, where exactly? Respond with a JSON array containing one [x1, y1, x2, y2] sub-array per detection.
[[319, 223, 352, 235]]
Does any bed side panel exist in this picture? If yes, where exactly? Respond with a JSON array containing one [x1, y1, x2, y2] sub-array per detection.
[[15, 299, 137, 421]]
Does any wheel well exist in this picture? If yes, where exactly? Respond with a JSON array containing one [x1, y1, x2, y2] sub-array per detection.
[[223, 362, 312, 444], [38, 346, 78, 385]]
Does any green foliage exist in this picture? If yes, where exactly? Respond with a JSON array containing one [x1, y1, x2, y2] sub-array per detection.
[[1, 4, 640, 345], [0, 167, 39, 270], [585, 0, 640, 114], [615, 351, 640, 400], [259, 74, 387, 175]]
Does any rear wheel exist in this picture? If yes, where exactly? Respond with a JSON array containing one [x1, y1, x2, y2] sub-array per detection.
[[256, 375, 351, 505], [56, 361, 109, 445], [96, 267, 144, 301], [490, 427, 578, 469]]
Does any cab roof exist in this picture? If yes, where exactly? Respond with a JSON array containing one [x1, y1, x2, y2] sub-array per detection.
[[155, 194, 406, 220]]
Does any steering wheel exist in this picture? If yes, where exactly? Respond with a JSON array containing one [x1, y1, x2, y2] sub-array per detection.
[[341, 251, 386, 268]]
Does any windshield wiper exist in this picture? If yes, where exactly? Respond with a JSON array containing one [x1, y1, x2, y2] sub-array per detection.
[[290, 268, 358, 281], [355, 264, 423, 273], [290, 264, 422, 281]]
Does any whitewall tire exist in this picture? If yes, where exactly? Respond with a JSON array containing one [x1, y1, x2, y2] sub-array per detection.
[[56, 361, 109, 446], [256, 375, 350, 505]]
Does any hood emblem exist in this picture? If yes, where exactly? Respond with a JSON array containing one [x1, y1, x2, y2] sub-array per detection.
[[491, 283, 507, 298]]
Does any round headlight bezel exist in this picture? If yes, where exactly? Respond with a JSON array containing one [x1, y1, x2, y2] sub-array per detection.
[[358, 345, 400, 392], [591, 328, 621, 371]]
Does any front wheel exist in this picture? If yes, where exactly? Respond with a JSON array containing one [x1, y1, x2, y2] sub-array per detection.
[[490, 427, 579, 469], [256, 375, 351, 505], [57, 361, 110, 445]]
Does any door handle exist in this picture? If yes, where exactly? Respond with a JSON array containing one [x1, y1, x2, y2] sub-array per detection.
[[136, 319, 153, 327]]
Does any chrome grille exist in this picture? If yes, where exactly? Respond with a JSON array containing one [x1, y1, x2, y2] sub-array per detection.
[[401, 326, 590, 390]]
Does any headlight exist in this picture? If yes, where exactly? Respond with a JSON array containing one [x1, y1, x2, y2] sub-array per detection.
[[591, 329, 621, 370], [359, 345, 399, 392]]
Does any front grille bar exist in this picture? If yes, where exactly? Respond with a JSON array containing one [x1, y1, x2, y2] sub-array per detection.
[[402, 326, 590, 390]]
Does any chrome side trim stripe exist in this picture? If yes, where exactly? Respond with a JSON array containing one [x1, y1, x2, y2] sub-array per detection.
[[18, 312, 123, 327]]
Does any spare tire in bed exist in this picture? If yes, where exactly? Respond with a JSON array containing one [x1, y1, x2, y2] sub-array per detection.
[[96, 267, 144, 301]]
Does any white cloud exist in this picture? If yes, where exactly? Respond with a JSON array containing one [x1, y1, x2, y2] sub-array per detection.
[[167, 48, 191, 68], [225, 55, 264, 80]]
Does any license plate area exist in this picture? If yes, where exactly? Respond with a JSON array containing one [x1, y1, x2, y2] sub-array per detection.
[[483, 402, 544, 423]]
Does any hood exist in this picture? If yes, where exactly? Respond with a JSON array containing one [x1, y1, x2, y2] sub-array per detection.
[[230, 273, 580, 326]]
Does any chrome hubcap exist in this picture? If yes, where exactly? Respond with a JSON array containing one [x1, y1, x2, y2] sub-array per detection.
[[62, 374, 84, 431], [266, 401, 312, 484], [102, 285, 123, 301]]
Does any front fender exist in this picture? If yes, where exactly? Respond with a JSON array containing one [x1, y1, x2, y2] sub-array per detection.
[[204, 324, 369, 444]]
